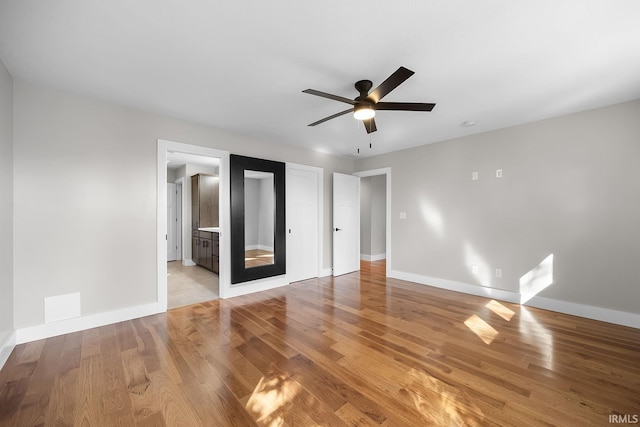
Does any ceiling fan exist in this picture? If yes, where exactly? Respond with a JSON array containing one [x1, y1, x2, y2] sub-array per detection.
[[303, 66, 436, 134]]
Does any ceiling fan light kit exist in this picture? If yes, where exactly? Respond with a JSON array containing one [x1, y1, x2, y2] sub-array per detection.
[[303, 66, 436, 134], [353, 103, 375, 120]]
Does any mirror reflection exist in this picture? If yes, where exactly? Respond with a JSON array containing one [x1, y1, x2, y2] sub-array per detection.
[[244, 170, 275, 268]]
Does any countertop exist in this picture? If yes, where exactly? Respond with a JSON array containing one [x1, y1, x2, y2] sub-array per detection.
[[198, 227, 220, 233]]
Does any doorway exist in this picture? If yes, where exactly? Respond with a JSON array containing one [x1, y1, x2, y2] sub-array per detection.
[[157, 140, 231, 311], [167, 181, 182, 262], [354, 168, 391, 275], [359, 175, 386, 261], [168, 160, 220, 309]]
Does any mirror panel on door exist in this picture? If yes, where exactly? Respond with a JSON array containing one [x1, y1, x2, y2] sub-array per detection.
[[230, 155, 285, 284], [244, 170, 275, 268]]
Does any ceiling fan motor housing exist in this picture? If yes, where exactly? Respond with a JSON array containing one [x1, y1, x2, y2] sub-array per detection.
[[355, 79, 373, 101]]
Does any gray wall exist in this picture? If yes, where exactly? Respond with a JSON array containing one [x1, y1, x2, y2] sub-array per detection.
[[13, 81, 354, 329], [0, 60, 13, 349], [360, 177, 372, 255], [370, 175, 386, 257], [356, 100, 640, 315]]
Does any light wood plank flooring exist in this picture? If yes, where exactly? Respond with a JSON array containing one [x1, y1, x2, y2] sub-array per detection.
[[1, 261, 639, 426], [167, 261, 219, 309]]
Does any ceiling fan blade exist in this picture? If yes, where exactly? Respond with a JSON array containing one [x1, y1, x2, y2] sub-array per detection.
[[375, 102, 436, 111], [303, 89, 356, 105], [363, 118, 377, 134], [307, 108, 353, 127], [368, 66, 415, 103]]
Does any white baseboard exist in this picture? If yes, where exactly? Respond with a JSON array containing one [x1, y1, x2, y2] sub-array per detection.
[[388, 269, 640, 329], [360, 253, 387, 261], [0, 330, 16, 371], [389, 270, 520, 303], [225, 275, 289, 299], [526, 296, 640, 329], [15, 302, 164, 344], [319, 268, 333, 277]]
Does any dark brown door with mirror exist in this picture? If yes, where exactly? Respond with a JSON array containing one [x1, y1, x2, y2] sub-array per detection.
[[230, 155, 286, 284]]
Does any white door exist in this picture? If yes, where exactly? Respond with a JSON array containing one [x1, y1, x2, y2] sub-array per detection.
[[167, 183, 178, 261], [287, 166, 319, 282], [333, 173, 360, 276]]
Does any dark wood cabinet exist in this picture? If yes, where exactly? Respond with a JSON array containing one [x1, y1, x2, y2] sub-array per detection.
[[191, 173, 219, 229], [191, 173, 219, 274], [192, 230, 219, 274], [199, 231, 213, 271], [212, 232, 219, 274]]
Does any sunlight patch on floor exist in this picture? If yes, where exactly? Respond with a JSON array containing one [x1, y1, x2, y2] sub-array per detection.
[[519, 306, 555, 369], [245, 373, 301, 426], [485, 300, 515, 321], [404, 367, 483, 426], [464, 314, 499, 345]]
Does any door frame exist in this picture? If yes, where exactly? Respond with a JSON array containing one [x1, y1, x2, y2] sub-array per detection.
[[354, 167, 391, 276], [157, 139, 231, 310], [167, 182, 178, 262], [174, 178, 184, 263]]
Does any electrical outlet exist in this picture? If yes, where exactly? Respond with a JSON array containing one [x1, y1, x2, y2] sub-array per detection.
[[496, 169, 503, 178], [495, 268, 502, 278], [472, 265, 479, 274], [399, 212, 407, 220], [472, 171, 478, 181]]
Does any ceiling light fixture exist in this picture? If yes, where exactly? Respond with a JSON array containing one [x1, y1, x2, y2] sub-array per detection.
[[354, 103, 375, 121]]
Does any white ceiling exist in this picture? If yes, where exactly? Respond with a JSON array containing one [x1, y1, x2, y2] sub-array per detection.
[[1, 1, 639, 159]]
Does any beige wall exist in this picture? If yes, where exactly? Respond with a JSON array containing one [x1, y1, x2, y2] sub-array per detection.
[[13, 81, 354, 329], [356, 100, 640, 315], [0, 59, 14, 352]]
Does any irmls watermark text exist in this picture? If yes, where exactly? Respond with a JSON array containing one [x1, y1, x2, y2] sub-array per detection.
[[609, 414, 639, 424]]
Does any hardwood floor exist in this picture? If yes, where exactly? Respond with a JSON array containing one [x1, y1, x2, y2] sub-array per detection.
[[1, 260, 639, 426], [167, 261, 218, 309]]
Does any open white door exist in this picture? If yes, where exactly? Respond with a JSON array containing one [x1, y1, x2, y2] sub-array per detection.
[[333, 173, 360, 276], [167, 183, 177, 261]]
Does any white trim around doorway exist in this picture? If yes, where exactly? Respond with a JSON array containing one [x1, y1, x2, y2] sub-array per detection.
[[157, 140, 231, 307]]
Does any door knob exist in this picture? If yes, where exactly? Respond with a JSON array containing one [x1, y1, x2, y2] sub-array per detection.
[[334, 228, 342, 232]]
